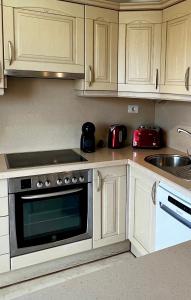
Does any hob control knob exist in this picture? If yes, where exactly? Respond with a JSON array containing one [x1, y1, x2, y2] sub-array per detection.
[[37, 181, 43, 188], [64, 177, 70, 184], [57, 179, 63, 186], [79, 176, 85, 183], [45, 180, 51, 187], [72, 177, 78, 184]]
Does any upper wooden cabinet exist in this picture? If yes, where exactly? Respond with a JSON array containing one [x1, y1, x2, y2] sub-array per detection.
[[3, 0, 84, 74], [118, 11, 162, 93], [83, 6, 118, 91], [160, 2, 191, 95]]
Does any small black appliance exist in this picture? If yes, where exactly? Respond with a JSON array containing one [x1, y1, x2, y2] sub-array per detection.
[[80, 122, 95, 153]]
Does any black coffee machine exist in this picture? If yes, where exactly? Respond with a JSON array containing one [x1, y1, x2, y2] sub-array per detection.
[[80, 122, 95, 153]]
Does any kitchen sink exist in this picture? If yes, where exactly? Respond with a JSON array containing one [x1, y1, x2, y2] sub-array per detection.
[[144, 154, 191, 180]]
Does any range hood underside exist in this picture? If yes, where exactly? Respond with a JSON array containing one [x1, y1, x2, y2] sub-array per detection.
[[4, 69, 85, 80]]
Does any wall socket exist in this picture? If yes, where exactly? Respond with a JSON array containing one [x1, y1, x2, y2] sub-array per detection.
[[128, 105, 139, 114]]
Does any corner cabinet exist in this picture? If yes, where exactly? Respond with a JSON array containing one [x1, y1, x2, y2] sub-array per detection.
[[93, 166, 127, 248], [76, 6, 118, 93], [3, 0, 84, 75], [129, 165, 158, 257], [160, 2, 191, 95], [118, 11, 162, 93]]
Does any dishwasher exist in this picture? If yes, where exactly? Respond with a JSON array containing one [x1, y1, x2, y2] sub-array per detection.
[[155, 182, 191, 251]]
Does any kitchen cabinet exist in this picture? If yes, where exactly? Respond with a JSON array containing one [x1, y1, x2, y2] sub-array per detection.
[[77, 6, 118, 92], [160, 2, 191, 95], [118, 11, 162, 93], [93, 166, 127, 248], [129, 165, 158, 257], [3, 0, 84, 75]]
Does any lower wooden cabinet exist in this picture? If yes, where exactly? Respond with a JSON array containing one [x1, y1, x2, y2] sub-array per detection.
[[129, 165, 158, 257], [93, 166, 127, 248]]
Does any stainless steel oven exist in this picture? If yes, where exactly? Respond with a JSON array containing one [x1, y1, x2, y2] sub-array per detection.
[[8, 169, 93, 257]]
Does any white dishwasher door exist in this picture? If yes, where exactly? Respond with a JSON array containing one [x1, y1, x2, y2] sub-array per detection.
[[155, 183, 191, 251]]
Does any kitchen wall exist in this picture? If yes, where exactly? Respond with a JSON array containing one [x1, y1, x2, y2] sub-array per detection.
[[155, 101, 191, 153], [0, 78, 155, 153]]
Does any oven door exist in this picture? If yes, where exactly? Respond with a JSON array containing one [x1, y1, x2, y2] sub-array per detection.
[[9, 183, 92, 257]]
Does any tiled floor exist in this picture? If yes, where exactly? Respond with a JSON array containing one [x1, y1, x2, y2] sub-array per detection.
[[0, 252, 135, 300]]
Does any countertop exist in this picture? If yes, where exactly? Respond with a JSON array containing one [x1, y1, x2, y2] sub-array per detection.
[[1, 146, 191, 193], [1, 241, 191, 299]]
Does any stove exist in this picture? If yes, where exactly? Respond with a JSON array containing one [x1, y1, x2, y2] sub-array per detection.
[[5, 149, 87, 169]]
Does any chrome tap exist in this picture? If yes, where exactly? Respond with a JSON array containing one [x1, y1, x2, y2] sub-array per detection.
[[177, 128, 191, 137], [177, 128, 191, 158]]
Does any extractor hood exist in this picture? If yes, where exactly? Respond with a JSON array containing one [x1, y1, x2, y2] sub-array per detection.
[[4, 69, 85, 80]]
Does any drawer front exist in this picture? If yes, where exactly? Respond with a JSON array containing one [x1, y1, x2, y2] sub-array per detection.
[[0, 216, 9, 236], [0, 179, 8, 197], [0, 254, 10, 273], [0, 197, 8, 216], [0, 235, 10, 255]]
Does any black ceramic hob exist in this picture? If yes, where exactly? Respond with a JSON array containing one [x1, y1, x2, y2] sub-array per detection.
[[5, 149, 87, 169]]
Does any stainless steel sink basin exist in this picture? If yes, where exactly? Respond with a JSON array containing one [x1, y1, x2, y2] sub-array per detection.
[[144, 154, 191, 180], [145, 154, 191, 168]]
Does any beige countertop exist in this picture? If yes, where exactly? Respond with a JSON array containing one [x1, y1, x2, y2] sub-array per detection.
[[0, 146, 191, 193], [1, 241, 191, 300]]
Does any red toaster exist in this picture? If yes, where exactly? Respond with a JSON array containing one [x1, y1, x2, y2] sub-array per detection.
[[132, 126, 162, 149]]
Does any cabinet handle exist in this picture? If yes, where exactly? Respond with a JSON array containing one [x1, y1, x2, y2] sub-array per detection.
[[89, 65, 93, 87], [185, 67, 190, 91], [151, 182, 157, 205], [8, 41, 13, 66], [155, 69, 159, 90], [97, 170, 102, 192]]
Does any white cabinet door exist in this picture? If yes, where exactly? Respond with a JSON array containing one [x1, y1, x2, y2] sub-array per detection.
[[84, 6, 118, 91], [160, 9, 191, 95], [129, 165, 158, 257], [118, 11, 162, 93], [3, 0, 84, 74], [93, 166, 126, 248]]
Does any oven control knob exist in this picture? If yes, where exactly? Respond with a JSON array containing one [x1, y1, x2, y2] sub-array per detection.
[[64, 177, 70, 184], [72, 177, 78, 184], [37, 181, 43, 188], [79, 176, 85, 183], [56, 179, 63, 186], [45, 180, 51, 187]]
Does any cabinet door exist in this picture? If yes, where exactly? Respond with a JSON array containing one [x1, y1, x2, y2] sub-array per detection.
[[160, 14, 191, 95], [84, 6, 118, 91], [3, 0, 84, 74], [129, 166, 157, 257], [118, 11, 162, 93], [93, 166, 126, 248]]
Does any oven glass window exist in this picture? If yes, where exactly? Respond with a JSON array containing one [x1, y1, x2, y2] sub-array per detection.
[[15, 187, 88, 248]]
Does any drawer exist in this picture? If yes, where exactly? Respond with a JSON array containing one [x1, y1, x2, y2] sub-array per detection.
[[0, 254, 10, 273], [0, 235, 9, 255], [0, 197, 8, 216], [0, 179, 8, 197], [0, 217, 9, 236]]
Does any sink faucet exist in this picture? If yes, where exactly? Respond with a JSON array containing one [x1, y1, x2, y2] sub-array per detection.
[[177, 128, 191, 137], [177, 128, 191, 158]]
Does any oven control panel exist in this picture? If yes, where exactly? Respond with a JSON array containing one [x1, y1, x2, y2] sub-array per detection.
[[8, 169, 92, 193]]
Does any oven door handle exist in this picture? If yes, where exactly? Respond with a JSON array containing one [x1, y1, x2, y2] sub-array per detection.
[[21, 188, 83, 200]]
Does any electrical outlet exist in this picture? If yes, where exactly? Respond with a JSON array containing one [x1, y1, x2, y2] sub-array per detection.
[[128, 105, 139, 114]]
